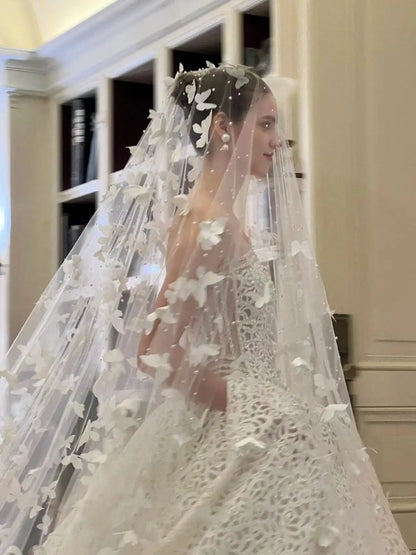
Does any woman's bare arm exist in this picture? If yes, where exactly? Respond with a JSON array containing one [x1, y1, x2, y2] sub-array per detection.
[[137, 212, 228, 411]]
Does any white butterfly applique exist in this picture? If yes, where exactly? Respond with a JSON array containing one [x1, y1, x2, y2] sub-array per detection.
[[314, 525, 340, 548], [62, 254, 82, 275], [185, 80, 196, 104], [173, 194, 191, 216], [117, 530, 139, 548], [160, 169, 180, 194], [163, 76, 175, 92], [0, 368, 17, 384], [235, 436, 266, 456], [165, 276, 196, 305], [97, 225, 113, 247], [189, 343, 220, 366], [123, 185, 152, 204], [291, 357, 313, 373], [23, 341, 53, 380], [206, 60, 216, 69], [148, 109, 166, 144], [80, 449, 107, 464], [78, 419, 100, 448], [226, 67, 250, 90], [290, 239, 313, 259], [37, 514, 52, 534], [313, 373, 338, 397], [198, 217, 227, 250], [165, 267, 224, 308], [124, 170, 153, 200], [195, 89, 217, 111], [140, 353, 172, 386], [193, 266, 225, 307], [61, 453, 82, 470], [71, 401, 85, 418], [11, 444, 29, 467], [254, 280, 274, 308], [213, 315, 224, 332], [126, 144, 140, 157], [146, 305, 177, 325], [103, 349, 125, 364], [2, 547, 24, 555], [187, 156, 201, 183], [193, 111, 212, 149], [320, 403, 349, 423]]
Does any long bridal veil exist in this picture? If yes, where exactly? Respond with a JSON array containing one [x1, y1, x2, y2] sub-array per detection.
[[0, 63, 408, 553]]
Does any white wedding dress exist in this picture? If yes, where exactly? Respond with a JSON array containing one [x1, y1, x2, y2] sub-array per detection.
[[39, 250, 409, 554]]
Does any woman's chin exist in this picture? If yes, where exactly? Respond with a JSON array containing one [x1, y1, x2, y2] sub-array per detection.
[[252, 168, 269, 179]]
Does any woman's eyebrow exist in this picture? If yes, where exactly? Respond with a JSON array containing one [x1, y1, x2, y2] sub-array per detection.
[[259, 115, 276, 122]]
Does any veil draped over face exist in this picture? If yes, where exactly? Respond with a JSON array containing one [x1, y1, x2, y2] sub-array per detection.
[[0, 64, 408, 554]]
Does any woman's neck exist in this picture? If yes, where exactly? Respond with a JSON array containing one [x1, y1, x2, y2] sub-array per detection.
[[191, 155, 244, 207]]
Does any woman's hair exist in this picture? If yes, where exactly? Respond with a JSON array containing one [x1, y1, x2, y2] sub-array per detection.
[[171, 65, 270, 153]]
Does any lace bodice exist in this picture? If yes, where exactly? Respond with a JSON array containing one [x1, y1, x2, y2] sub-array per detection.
[[188, 249, 278, 382], [228, 250, 278, 376]]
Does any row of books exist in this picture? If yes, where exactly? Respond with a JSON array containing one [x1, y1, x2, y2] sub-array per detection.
[[71, 98, 98, 187]]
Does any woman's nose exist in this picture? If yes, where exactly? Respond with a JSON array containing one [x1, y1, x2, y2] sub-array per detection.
[[271, 136, 282, 150]]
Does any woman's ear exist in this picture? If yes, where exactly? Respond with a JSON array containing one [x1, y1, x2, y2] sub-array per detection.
[[211, 111, 229, 141]]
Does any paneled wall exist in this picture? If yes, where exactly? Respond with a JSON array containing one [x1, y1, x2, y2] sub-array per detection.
[[307, 0, 416, 548], [8, 94, 55, 340]]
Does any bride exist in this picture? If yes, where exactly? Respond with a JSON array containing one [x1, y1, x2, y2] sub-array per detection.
[[0, 64, 409, 554]]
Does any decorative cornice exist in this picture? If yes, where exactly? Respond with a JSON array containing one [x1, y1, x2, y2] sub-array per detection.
[[0, 49, 49, 96], [35, 0, 226, 92], [0, 0, 257, 95]]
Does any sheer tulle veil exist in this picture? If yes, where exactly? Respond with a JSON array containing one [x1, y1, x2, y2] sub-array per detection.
[[0, 63, 409, 553]]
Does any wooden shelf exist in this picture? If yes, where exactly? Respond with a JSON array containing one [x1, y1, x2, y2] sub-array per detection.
[[57, 180, 100, 204]]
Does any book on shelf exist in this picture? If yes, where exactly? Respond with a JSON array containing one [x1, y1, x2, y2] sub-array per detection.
[[61, 220, 87, 260], [86, 115, 98, 183], [71, 97, 96, 187]]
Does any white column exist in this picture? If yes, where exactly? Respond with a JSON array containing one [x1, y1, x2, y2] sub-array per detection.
[[155, 45, 172, 112], [297, 0, 314, 238], [222, 8, 242, 65], [0, 84, 11, 360], [97, 76, 112, 201]]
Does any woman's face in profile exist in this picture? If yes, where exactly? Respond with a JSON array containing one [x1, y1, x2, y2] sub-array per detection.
[[234, 93, 279, 179]]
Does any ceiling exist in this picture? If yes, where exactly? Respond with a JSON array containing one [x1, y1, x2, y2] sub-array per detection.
[[0, 0, 117, 51]]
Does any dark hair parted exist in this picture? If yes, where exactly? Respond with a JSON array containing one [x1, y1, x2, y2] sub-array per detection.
[[171, 65, 271, 154]]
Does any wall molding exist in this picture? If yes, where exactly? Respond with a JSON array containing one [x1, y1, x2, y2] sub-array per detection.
[[354, 357, 416, 371]]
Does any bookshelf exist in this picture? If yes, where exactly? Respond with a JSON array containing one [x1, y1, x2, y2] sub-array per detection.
[[52, 0, 308, 267], [58, 89, 98, 260], [171, 25, 222, 75], [60, 195, 96, 261], [112, 61, 154, 173], [242, 1, 271, 74], [47, 0, 304, 271]]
